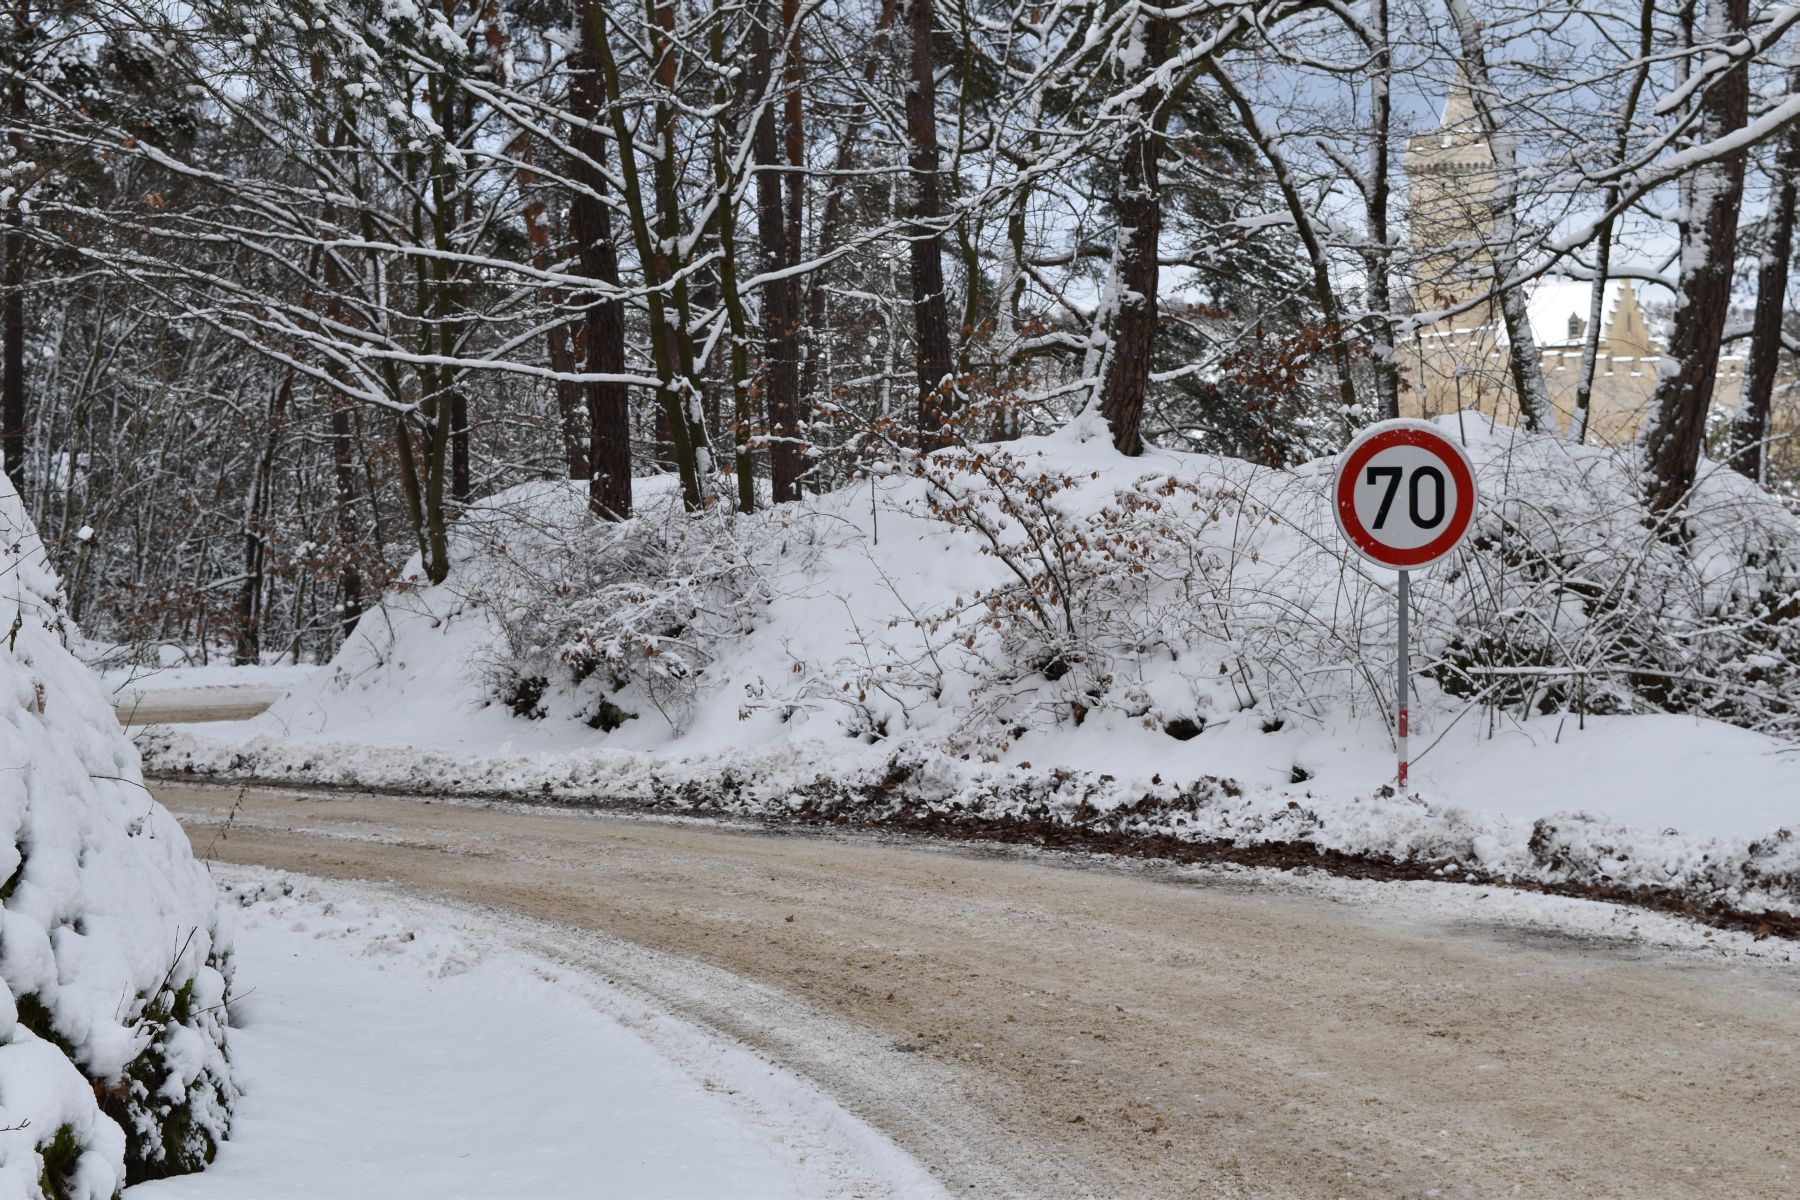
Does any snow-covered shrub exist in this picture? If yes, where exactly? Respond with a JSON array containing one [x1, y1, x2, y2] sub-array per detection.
[[872, 441, 1327, 747], [1423, 429, 1800, 737], [862, 414, 1800, 748], [464, 483, 825, 733], [0, 478, 234, 1197]]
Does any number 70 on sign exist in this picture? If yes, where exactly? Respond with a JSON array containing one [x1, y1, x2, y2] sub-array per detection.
[[1331, 420, 1479, 790]]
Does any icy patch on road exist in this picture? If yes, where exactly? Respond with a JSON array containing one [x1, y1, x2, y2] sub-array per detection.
[[125, 870, 942, 1200]]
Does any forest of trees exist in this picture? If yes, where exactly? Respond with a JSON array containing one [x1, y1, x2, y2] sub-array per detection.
[[2, 0, 1797, 664]]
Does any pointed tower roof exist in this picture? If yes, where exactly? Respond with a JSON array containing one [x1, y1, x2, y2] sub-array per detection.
[[1437, 64, 1478, 131], [1410, 64, 1493, 165]]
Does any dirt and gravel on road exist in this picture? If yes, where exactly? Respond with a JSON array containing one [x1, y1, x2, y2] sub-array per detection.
[[158, 781, 1798, 1199]]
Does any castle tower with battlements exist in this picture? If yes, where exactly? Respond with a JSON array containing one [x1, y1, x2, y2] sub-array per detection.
[[1399, 76, 1744, 442]]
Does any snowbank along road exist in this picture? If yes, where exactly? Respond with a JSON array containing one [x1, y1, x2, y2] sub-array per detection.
[[156, 782, 1799, 1199]]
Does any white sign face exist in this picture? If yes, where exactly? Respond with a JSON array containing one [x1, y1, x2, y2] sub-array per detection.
[[1332, 421, 1477, 570]]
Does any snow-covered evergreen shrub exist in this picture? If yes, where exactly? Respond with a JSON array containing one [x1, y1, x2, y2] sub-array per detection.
[[0, 478, 235, 1197]]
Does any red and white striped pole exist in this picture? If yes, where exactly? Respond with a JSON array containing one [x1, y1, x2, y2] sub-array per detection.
[[1396, 568, 1410, 791]]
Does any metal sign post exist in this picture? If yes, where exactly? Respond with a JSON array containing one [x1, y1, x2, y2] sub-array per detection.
[[1331, 420, 1477, 792], [1396, 569, 1408, 790]]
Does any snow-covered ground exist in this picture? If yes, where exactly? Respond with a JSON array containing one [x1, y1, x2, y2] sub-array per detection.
[[136, 419, 1800, 916], [128, 870, 940, 1200]]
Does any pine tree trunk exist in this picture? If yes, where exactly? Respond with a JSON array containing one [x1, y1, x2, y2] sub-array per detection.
[[751, 0, 803, 501], [585, 0, 708, 510], [572, 8, 632, 519], [1729, 64, 1800, 482], [2, 193, 21, 498], [235, 373, 291, 666], [1365, 0, 1400, 423], [903, 0, 954, 448], [1098, 17, 1169, 458], [328, 399, 363, 639], [1644, 0, 1752, 515], [709, 0, 758, 513]]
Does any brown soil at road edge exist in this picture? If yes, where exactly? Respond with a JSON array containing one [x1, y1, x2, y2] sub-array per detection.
[[145, 767, 1800, 942], [160, 782, 1798, 1200]]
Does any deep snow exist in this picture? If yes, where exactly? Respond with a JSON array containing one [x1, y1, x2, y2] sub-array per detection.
[[126, 870, 942, 1200], [0, 477, 234, 1196]]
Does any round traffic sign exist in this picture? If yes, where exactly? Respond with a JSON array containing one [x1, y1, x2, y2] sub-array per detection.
[[1332, 420, 1477, 570]]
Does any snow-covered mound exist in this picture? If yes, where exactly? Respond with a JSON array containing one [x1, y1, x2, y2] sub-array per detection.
[[0, 479, 234, 1196], [147, 416, 1800, 914]]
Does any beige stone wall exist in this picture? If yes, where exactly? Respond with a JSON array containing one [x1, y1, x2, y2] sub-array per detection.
[[1399, 331, 1762, 448], [1400, 80, 1782, 455]]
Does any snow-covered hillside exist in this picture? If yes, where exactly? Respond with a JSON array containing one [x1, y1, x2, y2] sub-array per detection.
[[144, 416, 1800, 917], [0, 478, 234, 1197]]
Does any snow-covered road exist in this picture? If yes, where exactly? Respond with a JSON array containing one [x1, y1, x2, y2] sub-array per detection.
[[155, 781, 1800, 1198], [116, 688, 284, 726]]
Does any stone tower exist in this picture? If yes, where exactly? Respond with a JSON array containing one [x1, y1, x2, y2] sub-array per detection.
[[1406, 71, 1498, 323]]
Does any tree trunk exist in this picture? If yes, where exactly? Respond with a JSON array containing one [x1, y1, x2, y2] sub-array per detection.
[[1365, 0, 1400, 422], [751, 0, 804, 501], [798, 0, 898, 408], [328, 398, 363, 639], [586, 0, 709, 510], [548, 316, 589, 480], [709, 0, 758, 513], [1446, 0, 1556, 433], [1729, 63, 1800, 482], [2, 189, 21, 499], [2, 15, 24, 499], [1098, 17, 1170, 458], [235, 373, 291, 666], [1644, 0, 1752, 515], [571, 10, 633, 519], [451, 393, 470, 503], [433, 38, 472, 506], [1573, 0, 1655, 445], [903, 0, 954, 448]]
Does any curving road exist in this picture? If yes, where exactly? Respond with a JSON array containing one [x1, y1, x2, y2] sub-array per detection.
[[156, 781, 1800, 1199], [115, 687, 283, 726]]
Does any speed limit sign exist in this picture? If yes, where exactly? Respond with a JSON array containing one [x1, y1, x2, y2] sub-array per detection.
[[1333, 420, 1477, 569], [1331, 420, 1478, 791]]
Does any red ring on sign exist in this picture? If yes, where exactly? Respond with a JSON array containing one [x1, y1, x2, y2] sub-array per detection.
[[1335, 428, 1476, 568]]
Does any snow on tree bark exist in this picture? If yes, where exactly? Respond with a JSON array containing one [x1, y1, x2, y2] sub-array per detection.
[[1099, 16, 1170, 459], [1643, 0, 1753, 516], [902, 0, 955, 450], [1729, 63, 1800, 483], [1446, 0, 1557, 435]]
